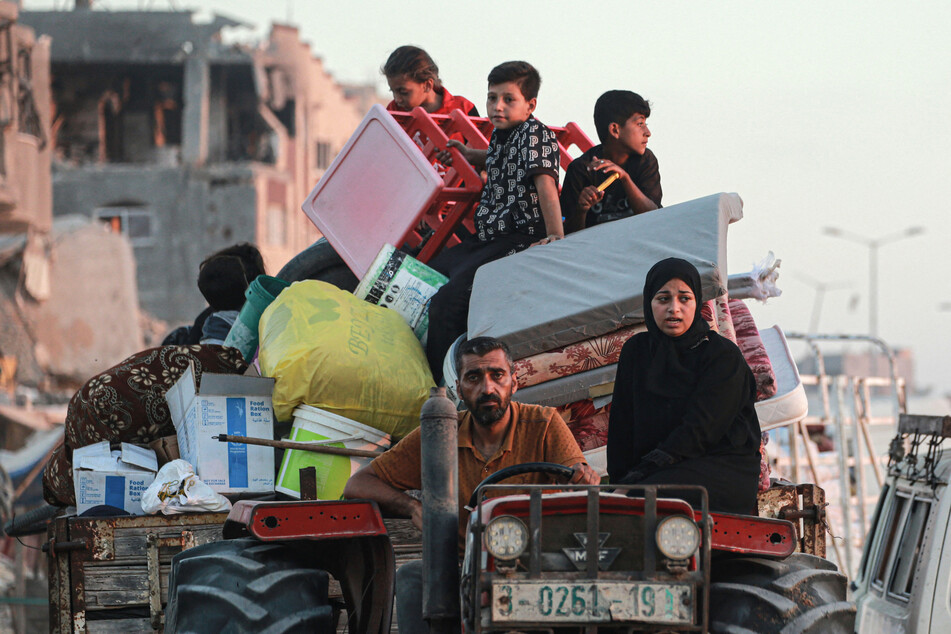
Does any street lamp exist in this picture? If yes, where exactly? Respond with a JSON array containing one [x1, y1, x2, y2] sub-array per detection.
[[794, 272, 851, 333], [822, 225, 925, 337]]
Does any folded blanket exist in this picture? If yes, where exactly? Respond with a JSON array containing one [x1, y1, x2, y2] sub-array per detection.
[[701, 294, 737, 344], [729, 299, 778, 401], [759, 432, 772, 492], [556, 398, 611, 452]]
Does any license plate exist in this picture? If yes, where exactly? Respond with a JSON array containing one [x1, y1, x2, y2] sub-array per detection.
[[491, 580, 693, 624]]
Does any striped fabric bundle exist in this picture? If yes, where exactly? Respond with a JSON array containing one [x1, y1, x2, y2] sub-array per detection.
[[729, 298, 778, 401]]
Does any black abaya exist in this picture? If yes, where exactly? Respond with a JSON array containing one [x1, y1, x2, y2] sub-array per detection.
[[606, 332, 761, 514], [606, 257, 762, 515]]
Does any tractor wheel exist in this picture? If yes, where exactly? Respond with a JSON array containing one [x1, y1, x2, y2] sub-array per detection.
[[277, 238, 358, 291], [708, 553, 855, 633], [164, 537, 334, 634]]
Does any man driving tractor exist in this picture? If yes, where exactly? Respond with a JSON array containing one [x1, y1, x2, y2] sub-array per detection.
[[343, 335, 599, 632]]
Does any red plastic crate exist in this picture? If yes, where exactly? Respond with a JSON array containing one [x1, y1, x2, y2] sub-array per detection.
[[302, 104, 594, 275]]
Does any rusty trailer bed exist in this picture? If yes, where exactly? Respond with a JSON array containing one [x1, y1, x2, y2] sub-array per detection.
[[46, 512, 228, 633]]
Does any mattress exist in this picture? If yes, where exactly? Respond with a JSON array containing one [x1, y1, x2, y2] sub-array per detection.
[[513, 363, 618, 408], [514, 323, 645, 388], [467, 192, 744, 360], [512, 295, 736, 389], [754, 326, 809, 430]]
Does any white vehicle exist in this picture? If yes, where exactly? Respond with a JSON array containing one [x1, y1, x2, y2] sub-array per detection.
[[852, 414, 951, 633]]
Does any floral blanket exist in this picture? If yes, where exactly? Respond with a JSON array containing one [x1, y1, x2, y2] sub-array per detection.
[[515, 296, 736, 389], [43, 345, 248, 506], [557, 399, 611, 451]]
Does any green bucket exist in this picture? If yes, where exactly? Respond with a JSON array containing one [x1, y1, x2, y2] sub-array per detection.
[[275, 405, 391, 499], [223, 275, 290, 361]]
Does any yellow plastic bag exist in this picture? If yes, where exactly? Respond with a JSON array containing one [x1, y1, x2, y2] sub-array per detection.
[[258, 280, 435, 438]]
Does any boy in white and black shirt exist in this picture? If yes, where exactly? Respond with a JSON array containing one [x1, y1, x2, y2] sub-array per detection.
[[427, 61, 562, 383], [474, 108, 559, 240]]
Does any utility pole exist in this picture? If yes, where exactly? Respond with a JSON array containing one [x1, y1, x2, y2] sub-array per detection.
[[795, 272, 851, 334], [822, 226, 925, 337]]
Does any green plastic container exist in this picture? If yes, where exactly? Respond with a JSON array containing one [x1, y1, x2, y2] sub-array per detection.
[[223, 275, 290, 361], [276, 405, 391, 499]]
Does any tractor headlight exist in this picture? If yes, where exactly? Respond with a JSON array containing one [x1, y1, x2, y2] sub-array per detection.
[[656, 515, 701, 560], [484, 515, 528, 561]]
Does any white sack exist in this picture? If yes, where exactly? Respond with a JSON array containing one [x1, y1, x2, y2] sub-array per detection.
[[728, 251, 782, 302], [141, 459, 232, 515]]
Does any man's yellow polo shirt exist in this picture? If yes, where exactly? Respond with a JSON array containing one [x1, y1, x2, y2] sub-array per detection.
[[371, 401, 586, 553]]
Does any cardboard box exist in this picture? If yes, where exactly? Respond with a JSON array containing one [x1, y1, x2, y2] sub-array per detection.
[[354, 243, 448, 342], [164, 362, 275, 494], [149, 435, 180, 466], [73, 441, 158, 515]]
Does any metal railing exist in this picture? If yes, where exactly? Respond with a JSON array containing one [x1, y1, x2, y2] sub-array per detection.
[[769, 333, 906, 579]]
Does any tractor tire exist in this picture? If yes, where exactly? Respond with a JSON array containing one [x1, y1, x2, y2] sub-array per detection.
[[164, 537, 334, 634], [277, 238, 358, 291], [708, 553, 855, 634]]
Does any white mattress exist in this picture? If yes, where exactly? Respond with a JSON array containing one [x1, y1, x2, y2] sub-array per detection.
[[512, 364, 618, 408], [467, 193, 744, 360], [754, 326, 809, 430]]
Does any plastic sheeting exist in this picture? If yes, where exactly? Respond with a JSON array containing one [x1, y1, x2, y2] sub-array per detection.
[[467, 192, 744, 360], [728, 251, 782, 302]]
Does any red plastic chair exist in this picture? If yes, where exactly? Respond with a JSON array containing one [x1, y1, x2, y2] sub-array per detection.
[[389, 108, 594, 264]]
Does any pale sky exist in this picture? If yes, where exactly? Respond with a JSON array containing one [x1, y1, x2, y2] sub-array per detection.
[[27, 1, 951, 402]]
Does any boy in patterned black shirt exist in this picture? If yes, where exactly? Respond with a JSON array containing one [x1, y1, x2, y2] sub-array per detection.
[[426, 60, 562, 383]]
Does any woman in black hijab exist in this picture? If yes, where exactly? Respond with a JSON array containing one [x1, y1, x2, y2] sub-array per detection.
[[607, 257, 762, 514]]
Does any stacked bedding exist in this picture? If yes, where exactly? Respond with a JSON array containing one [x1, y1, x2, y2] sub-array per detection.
[[729, 299, 778, 401], [514, 324, 645, 389], [508, 294, 784, 487], [454, 192, 791, 486], [468, 193, 744, 360], [512, 299, 752, 477]]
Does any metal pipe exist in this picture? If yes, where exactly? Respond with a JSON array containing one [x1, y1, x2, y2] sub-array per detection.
[[419, 387, 459, 628], [850, 379, 869, 534], [212, 434, 383, 458], [833, 376, 854, 577]]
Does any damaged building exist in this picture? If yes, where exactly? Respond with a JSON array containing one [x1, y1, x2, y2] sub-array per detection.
[[0, 1, 145, 400], [20, 6, 370, 325]]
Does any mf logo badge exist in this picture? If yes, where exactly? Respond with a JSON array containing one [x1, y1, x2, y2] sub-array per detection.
[[562, 533, 621, 571]]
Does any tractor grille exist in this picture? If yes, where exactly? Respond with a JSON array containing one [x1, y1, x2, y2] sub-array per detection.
[[526, 512, 646, 572]]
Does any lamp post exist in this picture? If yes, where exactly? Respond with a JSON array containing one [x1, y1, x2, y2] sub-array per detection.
[[822, 225, 925, 337], [794, 272, 851, 333]]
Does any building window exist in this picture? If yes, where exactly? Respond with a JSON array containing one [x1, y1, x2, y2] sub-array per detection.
[[316, 141, 332, 169], [94, 206, 155, 246]]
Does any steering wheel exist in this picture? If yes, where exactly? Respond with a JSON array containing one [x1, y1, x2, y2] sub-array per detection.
[[468, 461, 576, 508]]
